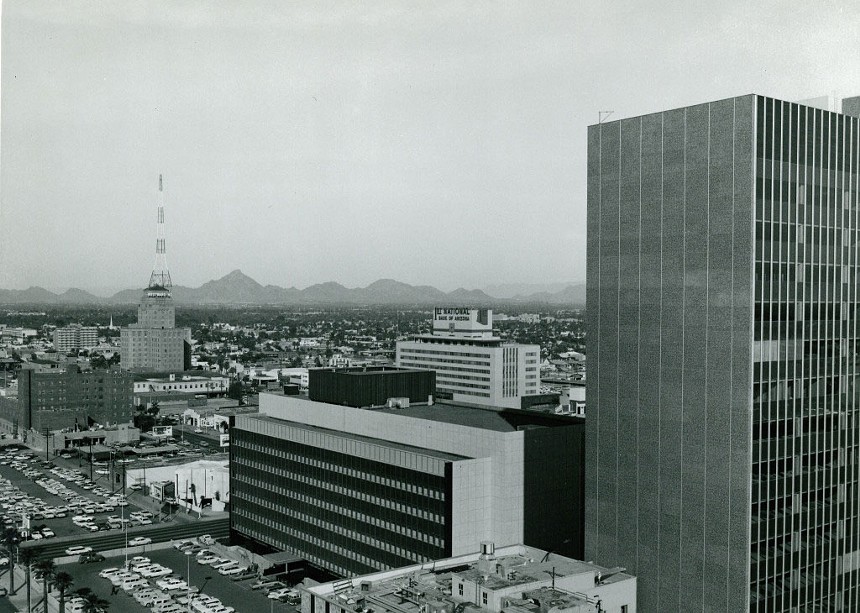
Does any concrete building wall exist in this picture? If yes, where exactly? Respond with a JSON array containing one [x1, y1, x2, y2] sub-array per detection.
[[586, 95, 755, 611], [256, 395, 528, 551], [449, 456, 493, 555]]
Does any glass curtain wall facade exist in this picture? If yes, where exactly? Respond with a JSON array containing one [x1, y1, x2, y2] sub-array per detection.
[[585, 94, 860, 611], [751, 97, 860, 611]]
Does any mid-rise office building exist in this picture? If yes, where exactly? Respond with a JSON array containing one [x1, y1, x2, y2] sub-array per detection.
[[17, 364, 133, 431], [53, 324, 98, 353], [231, 387, 583, 578], [586, 95, 860, 611], [304, 543, 636, 613], [396, 308, 540, 409]]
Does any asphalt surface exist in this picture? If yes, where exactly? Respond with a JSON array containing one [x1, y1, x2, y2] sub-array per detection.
[[59, 547, 294, 612]]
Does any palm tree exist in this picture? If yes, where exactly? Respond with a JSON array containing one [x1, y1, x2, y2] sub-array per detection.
[[34, 558, 56, 613], [54, 571, 73, 613], [78, 589, 109, 613], [2, 528, 17, 593], [18, 547, 36, 612]]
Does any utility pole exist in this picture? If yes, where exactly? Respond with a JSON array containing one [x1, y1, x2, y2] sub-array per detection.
[[89, 439, 93, 481], [44, 428, 49, 461]]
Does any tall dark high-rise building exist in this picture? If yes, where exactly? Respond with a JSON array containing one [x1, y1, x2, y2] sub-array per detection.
[[586, 95, 860, 611]]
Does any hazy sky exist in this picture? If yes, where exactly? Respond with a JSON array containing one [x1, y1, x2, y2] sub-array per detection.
[[2, 1, 859, 293]]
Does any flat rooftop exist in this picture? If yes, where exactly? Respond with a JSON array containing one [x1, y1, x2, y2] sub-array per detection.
[[260, 392, 576, 433], [377, 404, 523, 433], [306, 545, 634, 613], [132, 371, 227, 381]]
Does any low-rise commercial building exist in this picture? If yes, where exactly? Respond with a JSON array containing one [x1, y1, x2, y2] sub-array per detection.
[[132, 372, 229, 397], [303, 543, 636, 613]]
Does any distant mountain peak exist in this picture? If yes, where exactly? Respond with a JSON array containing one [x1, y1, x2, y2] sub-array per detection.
[[0, 274, 586, 306]]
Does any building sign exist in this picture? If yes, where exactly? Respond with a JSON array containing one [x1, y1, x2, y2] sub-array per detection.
[[432, 308, 492, 333], [151, 425, 173, 438], [434, 307, 473, 322], [219, 433, 230, 447]]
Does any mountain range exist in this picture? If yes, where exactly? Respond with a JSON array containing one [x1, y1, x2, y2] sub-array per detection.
[[0, 270, 586, 306]]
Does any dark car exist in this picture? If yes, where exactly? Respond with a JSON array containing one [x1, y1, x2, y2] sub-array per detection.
[[79, 552, 106, 564]]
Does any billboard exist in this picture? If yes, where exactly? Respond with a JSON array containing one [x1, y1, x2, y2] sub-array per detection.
[[432, 307, 492, 334], [151, 425, 173, 438]]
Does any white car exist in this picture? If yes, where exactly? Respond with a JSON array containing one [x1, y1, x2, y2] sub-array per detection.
[[140, 565, 172, 578], [110, 572, 139, 586], [64, 545, 93, 556], [209, 559, 236, 570], [98, 567, 121, 578], [121, 578, 149, 592], [128, 536, 152, 546], [157, 578, 188, 591]]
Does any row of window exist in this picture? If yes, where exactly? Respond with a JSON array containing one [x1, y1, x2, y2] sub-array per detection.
[[233, 441, 445, 499], [399, 359, 490, 375], [232, 481, 444, 547], [233, 461, 436, 520]]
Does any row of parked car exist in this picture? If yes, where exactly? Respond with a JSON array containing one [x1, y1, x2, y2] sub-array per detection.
[[173, 540, 300, 603], [98, 555, 236, 613]]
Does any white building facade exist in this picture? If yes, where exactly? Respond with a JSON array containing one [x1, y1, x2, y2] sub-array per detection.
[[53, 325, 99, 353], [396, 308, 540, 409]]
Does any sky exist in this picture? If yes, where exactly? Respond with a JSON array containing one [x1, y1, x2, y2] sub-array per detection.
[[2, 1, 860, 294]]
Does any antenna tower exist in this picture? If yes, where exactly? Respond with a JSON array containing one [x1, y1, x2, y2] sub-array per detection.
[[148, 174, 173, 289]]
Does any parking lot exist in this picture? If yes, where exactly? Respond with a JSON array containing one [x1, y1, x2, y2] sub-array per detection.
[[0, 444, 233, 547], [59, 545, 295, 612], [0, 449, 159, 542]]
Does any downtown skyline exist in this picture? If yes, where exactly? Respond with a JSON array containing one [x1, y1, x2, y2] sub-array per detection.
[[2, 1, 859, 292]]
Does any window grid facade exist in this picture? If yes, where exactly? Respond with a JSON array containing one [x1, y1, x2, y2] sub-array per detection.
[[586, 94, 860, 612], [230, 428, 451, 577], [750, 98, 860, 612]]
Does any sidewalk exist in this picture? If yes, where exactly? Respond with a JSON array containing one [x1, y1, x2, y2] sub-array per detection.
[[3, 564, 53, 613]]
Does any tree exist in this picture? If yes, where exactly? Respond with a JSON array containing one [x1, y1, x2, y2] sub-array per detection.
[[89, 355, 108, 370], [78, 588, 109, 613], [18, 547, 36, 612], [227, 382, 243, 402], [146, 400, 160, 417], [54, 571, 73, 613], [34, 559, 56, 613], [3, 528, 18, 593]]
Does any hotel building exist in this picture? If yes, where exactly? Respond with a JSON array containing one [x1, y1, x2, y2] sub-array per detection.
[[120, 286, 191, 372]]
